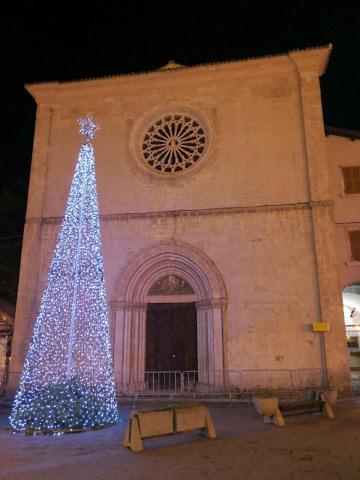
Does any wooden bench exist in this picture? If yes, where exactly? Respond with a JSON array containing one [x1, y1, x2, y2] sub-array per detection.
[[280, 394, 334, 419], [254, 391, 335, 427], [123, 405, 216, 452]]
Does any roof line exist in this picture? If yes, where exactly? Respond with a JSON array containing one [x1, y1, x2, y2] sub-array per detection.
[[25, 44, 332, 87], [325, 126, 360, 141]]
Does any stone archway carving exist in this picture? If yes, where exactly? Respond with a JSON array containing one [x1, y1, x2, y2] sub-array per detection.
[[110, 241, 227, 391]]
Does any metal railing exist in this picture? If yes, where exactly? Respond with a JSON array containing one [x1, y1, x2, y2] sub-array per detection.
[[144, 370, 198, 393], [2, 368, 328, 398], [116, 368, 325, 396]]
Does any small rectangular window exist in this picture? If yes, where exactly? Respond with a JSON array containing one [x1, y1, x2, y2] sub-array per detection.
[[349, 230, 360, 261], [342, 166, 360, 194]]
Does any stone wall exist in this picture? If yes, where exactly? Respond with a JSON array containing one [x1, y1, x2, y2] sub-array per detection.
[[8, 46, 351, 393], [326, 134, 360, 288], [11, 204, 349, 390]]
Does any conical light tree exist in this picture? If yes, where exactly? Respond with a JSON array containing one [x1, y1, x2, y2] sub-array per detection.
[[10, 117, 118, 433]]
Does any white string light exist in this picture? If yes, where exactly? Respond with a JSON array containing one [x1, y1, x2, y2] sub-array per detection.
[[10, 116, 118, 433]]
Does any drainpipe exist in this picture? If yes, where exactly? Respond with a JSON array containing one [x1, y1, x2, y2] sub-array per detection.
[[287, 54, 329, 388]]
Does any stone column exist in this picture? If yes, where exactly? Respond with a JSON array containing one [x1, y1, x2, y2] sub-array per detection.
[[111, 302, 125, 391], [130, 303, 147, 390], [212, 299, 226, 386], [196, 302, 209, 384], [112, 301, 146, 392], [289, 48, 351, 392], [196, 299, 225, 388]]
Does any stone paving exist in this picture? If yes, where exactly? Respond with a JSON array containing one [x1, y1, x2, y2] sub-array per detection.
[[1, 398, 360, 479]]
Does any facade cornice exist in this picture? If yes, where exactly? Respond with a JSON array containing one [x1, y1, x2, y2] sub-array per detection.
[[196, 298, 227, 309], [109, 300, 147, 311], [25, 45, 332, 106], [287, 44, 332, 78], [325, 126, 360, 141], [26, 200, 334, 225]]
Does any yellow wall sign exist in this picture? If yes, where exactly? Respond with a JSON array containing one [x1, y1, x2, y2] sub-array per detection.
[[312, 323, 330, 332]]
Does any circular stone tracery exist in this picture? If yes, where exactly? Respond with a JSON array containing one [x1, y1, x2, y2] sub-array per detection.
[[142, 114, 207, 174]]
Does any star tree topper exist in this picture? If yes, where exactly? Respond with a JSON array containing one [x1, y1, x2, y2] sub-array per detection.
[[78, 116, 100, 142]]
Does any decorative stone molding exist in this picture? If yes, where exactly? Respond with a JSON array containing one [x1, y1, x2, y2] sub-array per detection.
[[129, 102, 215, 178], [196, 298, 227, 310], [148, 274, 194, 295], [25, 47, 332, 107], [110, 240, 227, 387], [109, 301, 147, 311], [287, 45, 332, 79], [27, 200, 334, 226], [112, 240, 227, 304]]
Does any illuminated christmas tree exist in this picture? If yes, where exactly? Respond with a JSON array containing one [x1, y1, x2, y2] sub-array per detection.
[[10, 117, 118, 433]]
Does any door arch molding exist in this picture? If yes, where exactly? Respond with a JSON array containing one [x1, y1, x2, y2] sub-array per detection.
[[110, 240, 227, 390]]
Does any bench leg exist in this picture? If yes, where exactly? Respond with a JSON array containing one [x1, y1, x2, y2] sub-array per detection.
[[123, 420, 131, 448], [124, 417, 143, 453], [272, 408, 285, 427], [320, 394, 335, 419], [204, 408, 217, 439]]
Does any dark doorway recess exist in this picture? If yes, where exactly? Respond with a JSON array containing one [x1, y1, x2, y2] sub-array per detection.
[[146, 303, 197, 372]]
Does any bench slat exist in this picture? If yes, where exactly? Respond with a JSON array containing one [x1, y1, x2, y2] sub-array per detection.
[[280, 400, 322, 413]]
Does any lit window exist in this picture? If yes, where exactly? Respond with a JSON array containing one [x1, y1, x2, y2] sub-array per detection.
[[342, 166, 360, 194], [349, 230, 360, 261]]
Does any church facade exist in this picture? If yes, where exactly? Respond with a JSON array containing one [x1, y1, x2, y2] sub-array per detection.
[[9, 45, 353, 393]]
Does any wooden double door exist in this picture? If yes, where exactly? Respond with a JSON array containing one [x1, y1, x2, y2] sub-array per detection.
[[146, 303, 197, 372]]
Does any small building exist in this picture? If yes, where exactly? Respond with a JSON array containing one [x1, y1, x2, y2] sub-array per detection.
[[8, 45, 355, 394], [326, 127, 360, 381]]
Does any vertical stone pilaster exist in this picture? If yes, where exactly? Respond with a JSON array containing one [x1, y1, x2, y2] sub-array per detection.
[[112, 305, 125, 388], [112, 301, 147, 392], [122, 306, 132, 388], [8, 105, 54, 393], [26, 105, 54, 219], [289, 49, 351, 392], [196, 304, 208, 383], [138, 306, 147, 375], [212, 299, 225, 385], [196, 299, 225, 386], [131, 303, 147, 386]]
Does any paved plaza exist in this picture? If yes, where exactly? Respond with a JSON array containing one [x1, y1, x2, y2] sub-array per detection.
[[1, 398, 360, 480]]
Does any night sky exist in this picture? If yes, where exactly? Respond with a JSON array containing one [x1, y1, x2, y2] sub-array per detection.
[[0, 2, 359, 303]]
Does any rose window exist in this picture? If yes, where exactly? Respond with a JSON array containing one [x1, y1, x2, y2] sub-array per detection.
[[142, 114, 206, 173]]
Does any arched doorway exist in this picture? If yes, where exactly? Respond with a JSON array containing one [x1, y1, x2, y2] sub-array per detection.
[[146, 276, 197, 389], [110, 241, 227, 392], [342, 282, 360, 389]]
